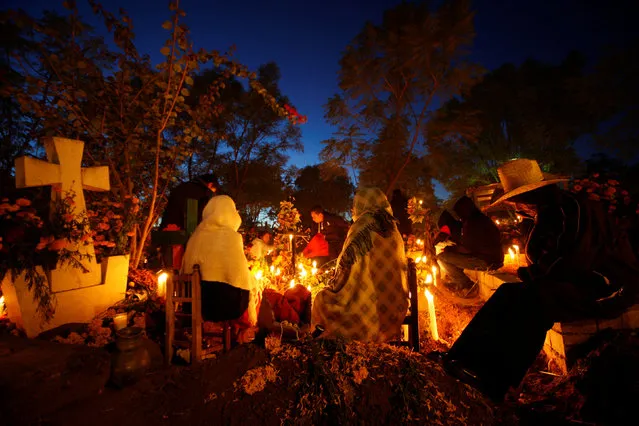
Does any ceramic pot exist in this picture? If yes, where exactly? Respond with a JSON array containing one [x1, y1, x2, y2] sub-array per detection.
[[110, 326, 151, 387]]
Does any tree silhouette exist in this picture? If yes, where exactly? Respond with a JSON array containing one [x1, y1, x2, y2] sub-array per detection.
[[321, 0, 480, 196]]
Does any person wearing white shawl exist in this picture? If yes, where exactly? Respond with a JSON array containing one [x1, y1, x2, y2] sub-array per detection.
[[182, 195, 258, 331]]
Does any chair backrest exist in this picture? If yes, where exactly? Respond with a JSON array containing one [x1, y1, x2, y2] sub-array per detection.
[[171, 264, 201, 300]]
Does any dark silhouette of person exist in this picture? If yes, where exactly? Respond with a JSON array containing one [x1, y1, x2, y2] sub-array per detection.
[[433, 209, 463, 246], [436, 196, 503, 291], [432, 159, 639, 402], [161, 174, 220, 230], [390, 189, 413, 237]]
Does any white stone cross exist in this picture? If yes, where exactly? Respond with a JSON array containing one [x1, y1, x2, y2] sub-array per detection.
[[14, 137, 110, 291]]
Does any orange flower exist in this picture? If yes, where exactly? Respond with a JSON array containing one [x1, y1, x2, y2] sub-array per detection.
[[48, 239, 69, 251], [15, 198, 31, 207]]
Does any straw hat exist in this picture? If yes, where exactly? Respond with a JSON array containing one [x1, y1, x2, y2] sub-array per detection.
[[490, 159, 568, 206]]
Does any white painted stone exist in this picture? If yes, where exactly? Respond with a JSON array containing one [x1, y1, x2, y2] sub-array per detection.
[[14, 137, 109, 292], [1, 255, 129, 337]]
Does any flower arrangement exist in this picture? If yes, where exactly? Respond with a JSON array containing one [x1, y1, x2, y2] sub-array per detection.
[[86, 193, 140, 261], [0, 190, 93, 321], [570, 174, 638, 216]]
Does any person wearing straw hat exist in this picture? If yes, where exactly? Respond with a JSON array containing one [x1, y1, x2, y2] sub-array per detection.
[[430, 158, 639, 402]]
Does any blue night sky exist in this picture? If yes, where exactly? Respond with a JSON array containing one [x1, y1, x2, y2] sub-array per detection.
[[7, 0, 638, 196]]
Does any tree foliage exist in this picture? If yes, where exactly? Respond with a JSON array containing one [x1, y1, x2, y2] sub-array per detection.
[[427, 53, 592, 198], [321, 0, 480, 196], [293, 165, 355, 219], [0, 1, 304, 268]]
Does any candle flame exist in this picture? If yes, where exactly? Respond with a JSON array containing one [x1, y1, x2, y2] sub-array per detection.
[[419, 200, 423, 205], [495, 219, 500, 225], [431, 265, 437, 275], [255, 270, 263, 280], [415, 256, 421, 263], [157, 271, 169, 296], [508, 247, 515, 260], [289, 234, 293, 240], [312, 260, 317, 268], [425, 273, 433, 284], [275, 268, 281, 276], [270, 265, 274, 273], [289, 279, 295, 289], [307, 285, 311, 291]]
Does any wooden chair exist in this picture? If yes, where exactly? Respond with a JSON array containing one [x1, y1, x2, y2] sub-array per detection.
[[165, 265, 232, 365], [402, 257, 420, 352]]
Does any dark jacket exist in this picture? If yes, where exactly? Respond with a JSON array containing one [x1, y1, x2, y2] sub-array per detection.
[[313, 211, 350, 261], [453, 196, 503, 267], [161, 179, 215, 230], [520, 190, 639, 317]]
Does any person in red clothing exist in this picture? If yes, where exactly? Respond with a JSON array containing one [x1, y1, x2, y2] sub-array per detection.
[[306, 205, 350, 265], [436, 196, 503, 292]]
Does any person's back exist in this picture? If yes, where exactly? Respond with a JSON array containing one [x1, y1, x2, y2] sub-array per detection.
[[182, 196, 256, 326]]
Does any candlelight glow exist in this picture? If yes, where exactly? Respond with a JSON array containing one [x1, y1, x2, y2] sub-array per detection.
[[419, 200, 423, 205], [495, 219, 500, 225], [0, 295, 5, 312], [275, 268, 281, 276], [425, 273, 433, 284], [255, 270, 264, 280], [415, 256, 421, 263], [312, 260, 317, 268], [425, 289, 439, 341], [289, 279, 295, 289], [307, 285, 311, 291], [270, 265, 274, 273], [431, 265, 438, 287], [157, 271, 169, 297], [508, 247, 515, 261]]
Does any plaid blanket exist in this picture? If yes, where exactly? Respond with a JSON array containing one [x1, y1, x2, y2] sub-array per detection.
[[312, 188, 409, 342]]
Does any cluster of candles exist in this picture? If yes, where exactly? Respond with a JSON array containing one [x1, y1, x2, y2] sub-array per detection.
[[507, 244, 521, 267]]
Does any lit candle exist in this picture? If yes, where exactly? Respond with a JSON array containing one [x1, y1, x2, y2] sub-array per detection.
[[425, 273, 433, 284], [424, 289, 439, 341], [113, 312, 128, 331], [289, 279, 295, 289], [431, 265, 438, 287], [157, 271, 169, 297], [415, 256, 421, 264], [289, 234, 293, 252], [508, 247, 515, 265], [419, 200, 423, 205], [513, 244, 520, 267]]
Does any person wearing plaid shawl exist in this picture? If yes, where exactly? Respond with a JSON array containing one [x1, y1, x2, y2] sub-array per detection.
[[312, 187, 409, 342]]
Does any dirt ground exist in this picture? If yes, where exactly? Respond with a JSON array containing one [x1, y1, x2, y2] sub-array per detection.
[[1, 328, 638, 426]]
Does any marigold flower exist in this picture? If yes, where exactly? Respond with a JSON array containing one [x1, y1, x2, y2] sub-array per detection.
[[48, 239, 69, 251]]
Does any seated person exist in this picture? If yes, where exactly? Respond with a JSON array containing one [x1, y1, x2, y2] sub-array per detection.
[[250, 231, 274, 260], [433, 159, 639, 402], [182, 195, 258, 343], [436, 196, 503, 291], [312, 187, 409, 342], [308, 205, 350, 265], [433, 209, 463, 247]]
